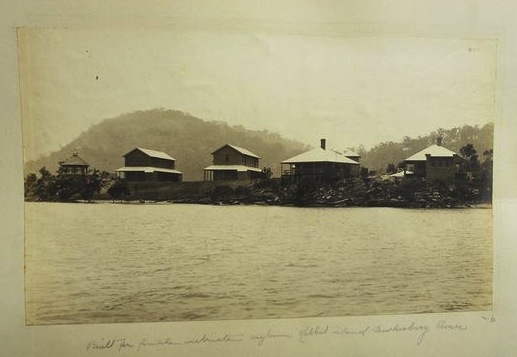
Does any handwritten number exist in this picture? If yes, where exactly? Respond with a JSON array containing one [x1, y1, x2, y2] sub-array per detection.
[[482, 316, 496, 323]]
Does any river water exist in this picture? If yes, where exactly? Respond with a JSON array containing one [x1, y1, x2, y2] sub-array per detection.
[[24, 202, 492, 325]]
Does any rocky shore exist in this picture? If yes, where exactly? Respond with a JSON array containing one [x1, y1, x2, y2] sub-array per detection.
[[97, 177, 491, 209]]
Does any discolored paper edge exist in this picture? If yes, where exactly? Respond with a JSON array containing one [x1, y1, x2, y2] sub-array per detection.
[[2, 1, 517, 356]]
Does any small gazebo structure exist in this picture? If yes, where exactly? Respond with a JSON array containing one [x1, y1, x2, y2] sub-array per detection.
[[58, 152, 89, 175]]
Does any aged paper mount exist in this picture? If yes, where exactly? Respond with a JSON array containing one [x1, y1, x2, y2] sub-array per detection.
[[3, 1, 517, 356]]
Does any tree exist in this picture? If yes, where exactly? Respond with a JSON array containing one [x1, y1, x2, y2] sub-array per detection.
[[261, 167, 273, 180], [460, 143, 477, 159], [483, 149, 493, 161], [34, 167, 56, 201], [436, 127, 446, 138], [54, 169, 84, 201], [479, 149, 493, 199], [30, 167, 113, 202], [24, 173, 37, 198], [460, 143, 480, 172], [80, 170, 107, 201], [107, 179, 130, 201]]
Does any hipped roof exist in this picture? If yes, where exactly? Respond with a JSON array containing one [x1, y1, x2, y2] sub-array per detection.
[[405, 144, 459, 162], [282, 148, 360, 165], [60, 153, 89, 167]]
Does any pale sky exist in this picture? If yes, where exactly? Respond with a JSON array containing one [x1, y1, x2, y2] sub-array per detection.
[[19, 28, 497, 161]]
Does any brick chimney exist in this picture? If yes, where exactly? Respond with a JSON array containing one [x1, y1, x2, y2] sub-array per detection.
[[320, 138, 326, 150], [436, 136, 443, 146]]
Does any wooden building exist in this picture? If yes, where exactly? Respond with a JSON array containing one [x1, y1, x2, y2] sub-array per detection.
[[116, 147, 183, 182], [58, 152, 89, 175], [204, 144, 264, 181], [343, 151, 361, 163], [281, 139, 360, 182], [404, 138, 464, 181]]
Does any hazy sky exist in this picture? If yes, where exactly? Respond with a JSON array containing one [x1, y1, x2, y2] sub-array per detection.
[[19, 27, 497, 161]]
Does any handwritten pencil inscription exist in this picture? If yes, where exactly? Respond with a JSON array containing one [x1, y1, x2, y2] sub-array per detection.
[[84, 319, 479, 353]]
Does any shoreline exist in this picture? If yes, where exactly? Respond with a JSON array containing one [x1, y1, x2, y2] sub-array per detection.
[[24, 176, 493, 209], [25, 198, 493, 209]]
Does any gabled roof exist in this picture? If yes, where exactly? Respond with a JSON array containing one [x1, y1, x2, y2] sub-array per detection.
[[59, 153, 89, 167], [405, 144, 459, 162], [116, 166, 183, 174], [282, 148, 360, 165], [204, 165, 263, 172], [211, 144, 260, 159], [124, 147, 175, 161]]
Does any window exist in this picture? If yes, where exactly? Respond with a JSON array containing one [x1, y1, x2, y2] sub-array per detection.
[[225, 154, 229, 163]]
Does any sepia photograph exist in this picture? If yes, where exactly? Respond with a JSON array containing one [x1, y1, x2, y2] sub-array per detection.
[[20, 27, 495, 327]]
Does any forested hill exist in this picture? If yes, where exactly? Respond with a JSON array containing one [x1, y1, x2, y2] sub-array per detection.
[[24, 109, 310, 181], [350, 123, 494, 173], [25, 110, 493, 180]]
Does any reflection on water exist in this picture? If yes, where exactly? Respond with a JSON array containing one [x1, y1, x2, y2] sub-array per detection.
[[24, 203, 492, 325]]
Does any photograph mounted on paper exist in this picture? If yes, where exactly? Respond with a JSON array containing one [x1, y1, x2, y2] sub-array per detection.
[[19, 27, 494, 325]]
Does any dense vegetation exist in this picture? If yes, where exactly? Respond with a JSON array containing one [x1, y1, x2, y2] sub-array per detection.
[[24, 110, 493, 206], [25, 108, 493, 180], [167, 145, 493, 208], [24, 167, 113, 202], [24, 109, 310, 181], [25, 141, 492, 206], [351, 123, 493, 173]]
